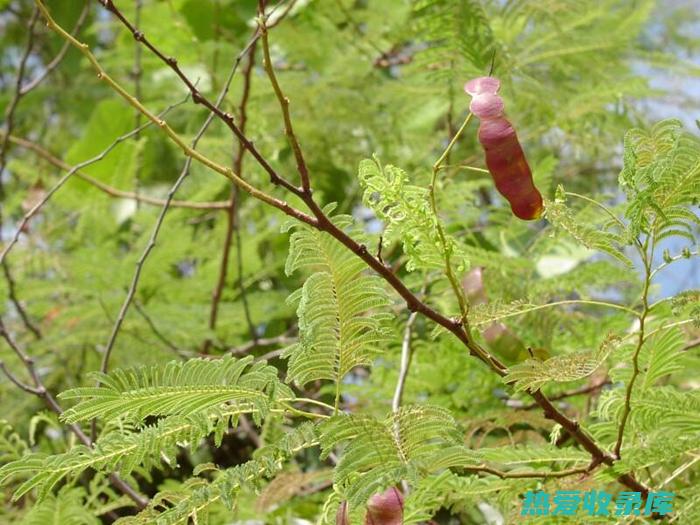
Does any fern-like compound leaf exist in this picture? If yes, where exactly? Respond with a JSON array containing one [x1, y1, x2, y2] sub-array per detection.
[[283, 209, 391, 387], [59, 355, 291, 424]]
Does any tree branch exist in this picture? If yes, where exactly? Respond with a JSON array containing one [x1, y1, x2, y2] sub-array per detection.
[[1, 261, 41, 339], [259, 6, 310, 192]]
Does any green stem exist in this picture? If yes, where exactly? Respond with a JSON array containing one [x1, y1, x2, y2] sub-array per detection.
[[429, 112, 502, 371], [614, 236, 653, 459], [432, 113, 473, 173], [289, 397, 336, 412], [473, 299, 640, 327], [274, 404, 330, 420], [430, 112, 473, 329]]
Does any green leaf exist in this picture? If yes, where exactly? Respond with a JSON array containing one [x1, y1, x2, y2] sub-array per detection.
[[283, 211, 391, 387], [58, 356, 292, 424]]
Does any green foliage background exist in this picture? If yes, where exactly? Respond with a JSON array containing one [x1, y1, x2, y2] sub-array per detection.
[[0, 0, 698, 523]]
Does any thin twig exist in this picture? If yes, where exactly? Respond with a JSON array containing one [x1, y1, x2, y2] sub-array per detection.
[[429, 112, 504, 373], [206, 41, 259, 353], [259, 7, 310, 192], [0, 96, 188, 267], [0, 9, 42, 340], [683, 337, 700, 351], [473, 299, 640, 327], [613, 233, 655, 459], [254, 348, 285, 363], [614, 237, 653, 459], [392, 309, 418, 497], [465, 462, 593, 480], [0, 361, 41, 394], [392, 312, 418, 413], [2, 261, 42, 338], [38, 1, 318, 227], [95, 21, 277, 377], [99, 119, 212, 372], [517, 379, 612, 410], [0, 132, 230, 210], [650, 249, 699, 279], [0, 8, 39, 182], [228, 330, 296, 356], [97, 0, 305, 198], [132, 300, 189, 359], [133, 0, 143, 207]]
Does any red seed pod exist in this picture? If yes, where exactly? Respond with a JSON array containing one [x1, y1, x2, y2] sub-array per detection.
[[364, 487, 404, 525], [465, 76, 543, 220]]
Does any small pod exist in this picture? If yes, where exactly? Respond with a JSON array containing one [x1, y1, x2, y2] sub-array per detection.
[[465, 77, 543, 220], [365, 487, 404, 525]]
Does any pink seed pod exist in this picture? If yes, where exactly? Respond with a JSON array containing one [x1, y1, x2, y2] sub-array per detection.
[[364, 487, 404, 525], [465, 76, 544, 220]]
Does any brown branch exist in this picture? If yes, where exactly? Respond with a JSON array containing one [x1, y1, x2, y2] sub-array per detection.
[[2, 261, 41, 339], [0, 132, 230, 210], [259, 6, 310, 192], [0, 361, 42, 394], [244, 17, 649, 497], [516, 379, 612, 410], [531, 390, 649, 495], [0, 318, 148, 508]]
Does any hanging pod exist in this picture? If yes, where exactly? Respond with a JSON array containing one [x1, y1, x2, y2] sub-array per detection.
[[465, 77, 544, 220]]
